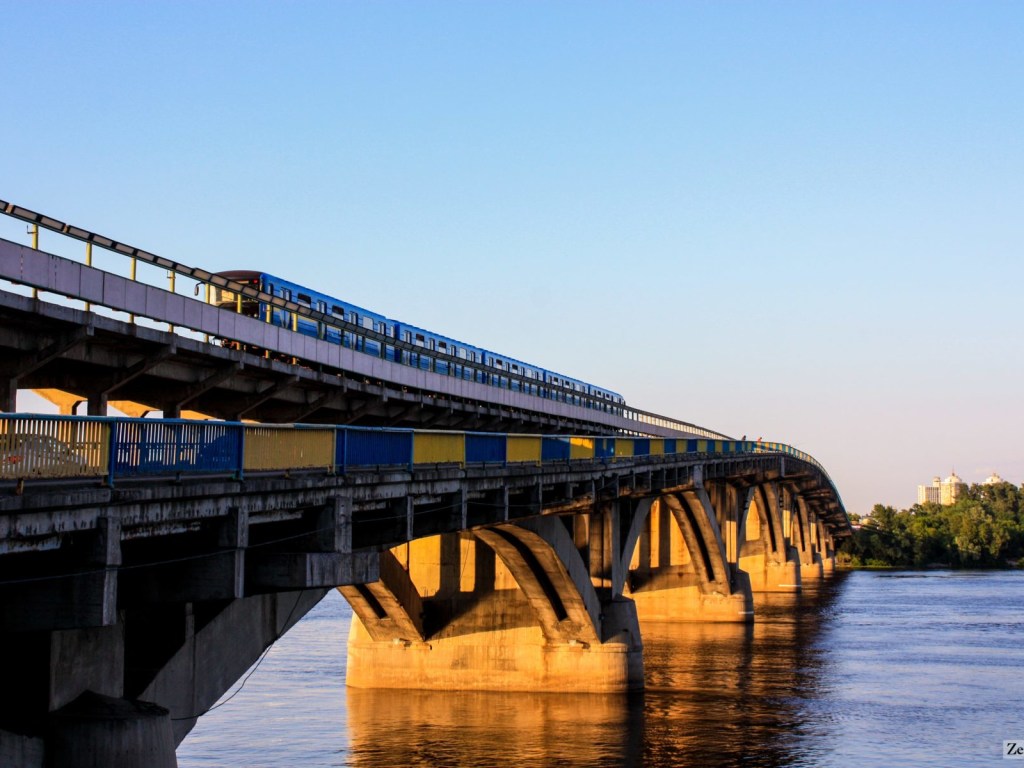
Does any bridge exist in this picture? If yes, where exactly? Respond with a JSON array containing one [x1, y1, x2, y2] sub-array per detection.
[[0, 202, 848, 767]]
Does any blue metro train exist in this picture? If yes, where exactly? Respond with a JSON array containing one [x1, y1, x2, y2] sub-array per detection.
[[212, 271, 625, 412]]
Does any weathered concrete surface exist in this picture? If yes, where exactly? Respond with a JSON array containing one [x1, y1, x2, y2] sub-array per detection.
[[741, 553, 803, 593], [140, 589, 330, 745], [627, 577, 754, 623], [47, 692, 176, 768], [0, 730, 44, 768], [800, 554, 825, 581], [346, 610, 642, 692], [344, 532, 644, 691]]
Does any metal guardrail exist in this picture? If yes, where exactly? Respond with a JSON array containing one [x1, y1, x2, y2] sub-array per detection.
[[0, 415, 844, 516], [0, 199, 729, 439]]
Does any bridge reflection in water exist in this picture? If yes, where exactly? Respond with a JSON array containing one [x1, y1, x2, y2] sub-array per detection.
[[342, 577, 846, 768]]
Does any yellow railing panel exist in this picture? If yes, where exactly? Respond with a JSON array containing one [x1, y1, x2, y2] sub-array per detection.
[[243, 427, 334, 471], [650, 439, 664, 456], [570, 437, 594, 460], [507, 435, 541, 464], [413, 432, 466, 465], [614, 439, 634, 458], [0, 417, 108, 479]]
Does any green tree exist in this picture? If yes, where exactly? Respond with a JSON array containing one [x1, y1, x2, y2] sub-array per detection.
[[839, 482, 1023, 568]]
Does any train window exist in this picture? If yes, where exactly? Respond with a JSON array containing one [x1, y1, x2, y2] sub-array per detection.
[[362, 316, 373, 330], [316, 300, 327, 313], [403, 331, 411, 342], [495, 359, 504, 369], [282, 289, 292, 301], [415, 333, 425, 346], [297, 293, 311, 305], [332, 305, 345, 316]]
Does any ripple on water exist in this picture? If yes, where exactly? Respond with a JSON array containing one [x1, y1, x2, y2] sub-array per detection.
[[177, 571, 1024, 768]]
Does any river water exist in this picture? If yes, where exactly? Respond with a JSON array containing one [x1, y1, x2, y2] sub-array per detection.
[[178, 570, 1024, 767]]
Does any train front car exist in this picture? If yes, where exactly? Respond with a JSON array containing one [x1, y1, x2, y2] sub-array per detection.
[[210, 270, 264, 317]]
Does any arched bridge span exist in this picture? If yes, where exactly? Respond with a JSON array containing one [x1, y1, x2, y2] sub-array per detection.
[[0, 415, 848, 764]]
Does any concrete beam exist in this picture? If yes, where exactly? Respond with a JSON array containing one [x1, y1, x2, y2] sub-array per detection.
[[1, 518, 120, 633]]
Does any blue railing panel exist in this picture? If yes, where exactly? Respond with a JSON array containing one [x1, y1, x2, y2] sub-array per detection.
[[466, 433, 505, 463], [541, 436, 571, 461], [344, 428, 413, 468], [113, 420, 240, 475]]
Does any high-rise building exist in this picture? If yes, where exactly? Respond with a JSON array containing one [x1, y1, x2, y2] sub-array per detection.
[[917, 472, 967, 506], [940, 472, 965, 505], [917, 477, 941, 505]]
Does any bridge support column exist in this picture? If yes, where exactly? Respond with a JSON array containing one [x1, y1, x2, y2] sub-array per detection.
[[821, 526, 837, 575], [46, 692, 176, 768], [86, 392, 108, 417], [738, 483, 801, 593], [344, 522, 644, 692], [1, 379, 15, 412], [625, 490, 753, 624], [790, 494, 823, 583]]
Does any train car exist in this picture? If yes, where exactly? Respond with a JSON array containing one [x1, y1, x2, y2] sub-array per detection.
[[210, 271, 625, 412], [588, 385, 624, 413]]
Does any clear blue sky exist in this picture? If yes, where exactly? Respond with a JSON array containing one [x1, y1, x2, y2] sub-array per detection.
[[2, 2, 1022, 514]]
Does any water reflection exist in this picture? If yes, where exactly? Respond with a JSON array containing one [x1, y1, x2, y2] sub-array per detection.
[[346, 688, 643, 768], [346, 577, 848, 768], [639, 580, 846, 768]]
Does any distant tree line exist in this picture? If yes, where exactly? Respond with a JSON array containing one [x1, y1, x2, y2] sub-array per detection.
[[839, 481, 1024, 568]]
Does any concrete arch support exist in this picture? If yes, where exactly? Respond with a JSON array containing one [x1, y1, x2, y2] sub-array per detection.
[[476, 520, 602, 646], [625, 493, 752, 624], [794, 496, 824, 582], [738, 482, 801, 593], [344, 523, 643, 692], [820, 523, 837, 575], [338, 549, 424, 644]]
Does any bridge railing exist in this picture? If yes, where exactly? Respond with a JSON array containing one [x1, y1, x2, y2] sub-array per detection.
[[1, 414, 835, 499], [0, 200, 727, 440]]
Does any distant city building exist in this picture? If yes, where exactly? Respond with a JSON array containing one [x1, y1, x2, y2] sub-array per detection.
[[982, 472, 1004, 486], [918, 477, 941, 505], [917, 472, 967, 506]]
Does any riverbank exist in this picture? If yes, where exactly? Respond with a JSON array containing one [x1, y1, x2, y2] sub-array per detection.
[[841, 482, 1023, 568]]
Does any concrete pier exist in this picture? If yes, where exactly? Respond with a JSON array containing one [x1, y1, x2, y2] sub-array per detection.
[[47, 692, 176, 768]]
